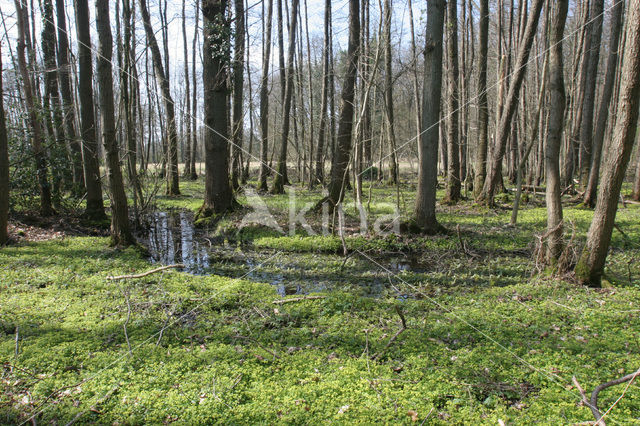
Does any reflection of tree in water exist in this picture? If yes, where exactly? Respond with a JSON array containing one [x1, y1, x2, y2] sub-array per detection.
[[147, 211, 208, 272]]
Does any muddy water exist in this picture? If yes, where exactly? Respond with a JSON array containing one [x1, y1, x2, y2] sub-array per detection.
[[141, 210, 421, 297]]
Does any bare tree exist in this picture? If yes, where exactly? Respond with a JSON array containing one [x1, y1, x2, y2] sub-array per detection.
[[15, 0, 54, 216], [95, 0, 134, 246], [190, 2, 200, 180], [583, 0, 624, 207], [258, 0, 274, 191], [473, 0, 489, 201], [313, 0, 331, 186], [139, 0, 180, 195], [200, 0, 236, 215], [443, 0, 461, 203], [55, 0, 84, 192], [231, 0, 245, 190], [0, 45, 8, 244], [413, 0, 445, 233], [383, 0, 398, 185], [545, 0, 569, 263], [479, 0, 545, 206], [182, 0, 193, 178], [75, 0, 106, 219], [324, 0, 360, 210], [575, 0, 640, 287], [271, 0, 300, 194]]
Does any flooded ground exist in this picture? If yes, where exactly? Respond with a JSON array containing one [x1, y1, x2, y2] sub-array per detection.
[[139, 210, 427, 297]]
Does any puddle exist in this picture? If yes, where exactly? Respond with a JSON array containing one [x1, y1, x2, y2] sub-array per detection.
[[141, 210, 407, 297]]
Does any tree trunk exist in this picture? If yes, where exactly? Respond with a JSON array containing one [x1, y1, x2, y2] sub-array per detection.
[[182, 0, 192, 178], [633, 151, 640, 201], [583, 0, 624, 207], [480, 0, 544, 206], [190, 2, 200, 180], [313, 0, 331, 187], [55, 0, 84, 191], [325, 0, 359, 209], [443, 0, 461, 203], [258, 0, 274, 191], [383, 0, 398, 185], [231, 0, 245, 190], [575, 0, 640, 287], [139, 0, 180, 195], [0, 45, 8, 244], [578, 0, 604, 188], [414, 0, 445, 233], [200, 0, 235, 215], [41, 0, 67, 203], [473, 0, 489, 200], [545, 0, 568, 263], [15, 0, 54, 217], [95, 0, 134, 246], [271, 0, 300, 194]]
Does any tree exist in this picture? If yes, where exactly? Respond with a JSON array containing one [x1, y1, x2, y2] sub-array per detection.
[[231, 0, 245, 190], [545, 0, 568, 263], [0, 45, 8, 245], [75, 0, 106, 219], [95, 0, 134, 246], [479, 0, 545, 206], [313, 0, 331, 186], [575, 0, 640, 287], [15, 0, 54, 217], [55, 0, 84, 191], [413, 0, 445, 233], [271, 0, 300, 194], [324, 0, 360, 209], [190, 2, 200, 180], [200, 0, 235, 215], [578, 0, 604, 188], [182, 0, 193, 178], [583, 0, 624, 207], [473, 0, 489, 201], [383, 0, 398, 185], [139, 0, 180, 195], [258, 0, 274, 192], [443, 0, 461, 203]]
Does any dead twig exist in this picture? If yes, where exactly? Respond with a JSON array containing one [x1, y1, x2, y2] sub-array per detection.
[[272, 296, 326, 304], [122, 289, 133, 357], [572, 367, 640, 425], [64, 385, 119, 426], [106, 264, 185, 280], [371, 306, 407, 361]]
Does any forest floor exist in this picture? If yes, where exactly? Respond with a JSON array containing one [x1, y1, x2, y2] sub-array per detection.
[[1, 176, 640, 424]]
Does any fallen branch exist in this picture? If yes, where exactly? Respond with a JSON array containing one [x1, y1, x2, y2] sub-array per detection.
[[106, 264, 185, 280], [371, 307, 407, 361], [272, 296, 326, 304], [572, 367, 640, 425]]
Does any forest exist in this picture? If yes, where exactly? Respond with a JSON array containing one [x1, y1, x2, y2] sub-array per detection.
[[1, 0, 640, 422]]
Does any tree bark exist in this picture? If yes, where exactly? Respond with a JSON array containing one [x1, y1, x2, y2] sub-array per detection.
[[139, 0, 180, 195], [200, 0, 235, 215], [383, 0, 398, 185], [190, 2, 200, 180], [313, 0, 331, 186], [414, 0, 445, 233], [231, 0, 245, 190], [258, 0, 274, 191], [443, 0, 461, 203], [583, 0, 624, 207], [325, 0, 359, 209], [74, 0, 106, 219], [182, 0, 193, 178], [545, 0, 568, 263], [15, 0, 54, 217], [95, 0, 134, 246], [271, 0, 300, 194], [0, 45, 8, 244], [55, 0, 84, 191], [575, 0, 640, 287], [480, 0, 544, 206], [473, 0, 489, 201], [578, 0, 604, 188]]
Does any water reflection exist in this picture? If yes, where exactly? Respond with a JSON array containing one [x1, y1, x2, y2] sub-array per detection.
[[147, 211, 209, 273]]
